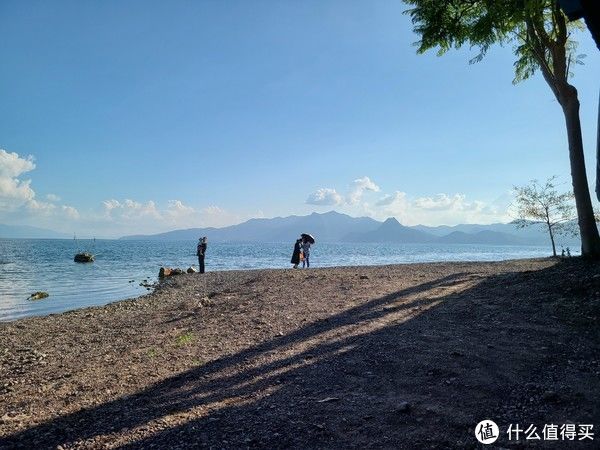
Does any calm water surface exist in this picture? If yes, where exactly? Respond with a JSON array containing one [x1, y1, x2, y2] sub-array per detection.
[[0, 238, 557, 321]]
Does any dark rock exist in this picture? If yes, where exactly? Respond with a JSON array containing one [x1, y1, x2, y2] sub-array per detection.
[[396, 401, 411, 413], [159, 268, 184, 278], [28, 291, 49, 301], [74, 252, 94, 263], [159, 267, 172, 278]]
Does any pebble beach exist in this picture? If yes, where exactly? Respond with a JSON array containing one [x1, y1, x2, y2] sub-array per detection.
[[1, 258, 599, 448]]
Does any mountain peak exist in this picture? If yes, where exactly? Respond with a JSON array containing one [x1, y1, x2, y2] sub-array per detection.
[[382, 217, 401, 226]]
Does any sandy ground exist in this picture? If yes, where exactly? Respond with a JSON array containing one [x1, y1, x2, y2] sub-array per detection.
[[1, 258, 599, 449]]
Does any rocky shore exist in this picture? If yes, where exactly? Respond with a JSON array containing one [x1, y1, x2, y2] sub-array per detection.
[[1, 258, 599, 448]]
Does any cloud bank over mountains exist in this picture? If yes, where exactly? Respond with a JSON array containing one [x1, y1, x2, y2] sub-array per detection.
[[0, 148, 243, 236], [306, 176, 511, 226], [2, 148, 512, 236]]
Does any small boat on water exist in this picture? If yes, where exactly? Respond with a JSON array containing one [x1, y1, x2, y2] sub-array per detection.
[[73, 234, 95, 263], [74, 252, 94, 263]]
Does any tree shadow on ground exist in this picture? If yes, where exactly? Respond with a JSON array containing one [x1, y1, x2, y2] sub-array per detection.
[[2, 261, 600, 449]]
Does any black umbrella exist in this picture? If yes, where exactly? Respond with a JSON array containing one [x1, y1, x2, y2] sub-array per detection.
[[301, 233, 315, 244]]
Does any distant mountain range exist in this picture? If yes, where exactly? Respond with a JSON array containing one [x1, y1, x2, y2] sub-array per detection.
[[0, 224, 70, 239], [121, 211, 380, 243], [119, 211, 580, 247], [1, 211, 579, 246]]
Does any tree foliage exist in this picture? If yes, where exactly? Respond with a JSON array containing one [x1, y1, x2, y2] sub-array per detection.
[[403, 0, 585, 93]]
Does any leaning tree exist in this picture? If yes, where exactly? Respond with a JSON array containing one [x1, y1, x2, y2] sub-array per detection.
[[403, 0, 600, 258]]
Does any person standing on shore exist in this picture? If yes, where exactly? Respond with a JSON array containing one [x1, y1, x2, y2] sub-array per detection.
[[197, 237, 207, 274], [301, 236, 311, 268], [291, 237, 302, 268]]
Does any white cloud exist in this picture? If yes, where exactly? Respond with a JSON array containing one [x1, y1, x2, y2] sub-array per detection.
[[413, 193, 469, 211], [348, 176, 380, 204], [0, 149, 80, 227], [202, 205, 226, 216], [102, 199, 120, 212], [306, 188, 343, 206], [94, 199, 191, 235], [167, 200, 194, 215], [23, 198, 80, 220], [62, 205, 80, 219], [0, 149, 36, 209], [96, 199, 244, 233], [124, 199, 161, 218], [26, 199, 57, 214], [306, 177, 380, 208], [307, 174, 511, 225], [0, 149, 35, 178], [102, 199, 162, 220], [161, 200, 196, 226], [376, 191, 407, 206], [16, 197, 246, 237], [200, 205, 248, 227], [375, 191, 511, 226]]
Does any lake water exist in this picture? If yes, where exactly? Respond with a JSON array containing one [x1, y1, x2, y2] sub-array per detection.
[[0, 238, 559, 321]]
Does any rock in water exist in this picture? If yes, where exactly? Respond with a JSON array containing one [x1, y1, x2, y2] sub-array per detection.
[[159, 267, 185, 278], [28, 291, 49, 301], [74, 252, 94, 263]]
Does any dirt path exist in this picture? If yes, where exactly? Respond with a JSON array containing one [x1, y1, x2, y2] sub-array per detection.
[[1, 258, 599, 448]]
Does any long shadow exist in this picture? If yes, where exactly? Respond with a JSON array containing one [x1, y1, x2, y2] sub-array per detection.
[[2, 262, 600, 448], [0, 272, 469, 447]]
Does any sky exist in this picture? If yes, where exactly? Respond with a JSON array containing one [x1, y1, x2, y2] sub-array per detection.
[[0, 0, 599, 237]]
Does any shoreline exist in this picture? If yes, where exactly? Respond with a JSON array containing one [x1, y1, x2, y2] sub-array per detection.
[[2, 257, 556, 324], [1, 258, 599, 448]]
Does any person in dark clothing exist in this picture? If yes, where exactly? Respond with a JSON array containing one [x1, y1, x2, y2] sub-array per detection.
[[197, 236, 207, 274], [290, 238, 302, 268]]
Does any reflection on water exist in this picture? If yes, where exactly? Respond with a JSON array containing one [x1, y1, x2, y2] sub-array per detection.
[[0, 238, 556, 321]]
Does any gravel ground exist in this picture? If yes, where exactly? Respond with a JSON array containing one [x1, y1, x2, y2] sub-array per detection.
[[1, 258, 599, 449]]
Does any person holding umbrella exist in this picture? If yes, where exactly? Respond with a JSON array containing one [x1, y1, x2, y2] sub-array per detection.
[[300, 233, 315, 268]]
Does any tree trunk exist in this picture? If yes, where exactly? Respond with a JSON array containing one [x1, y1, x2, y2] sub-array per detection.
[[547, 222, 557, 257], [560, 86, 600, 258]]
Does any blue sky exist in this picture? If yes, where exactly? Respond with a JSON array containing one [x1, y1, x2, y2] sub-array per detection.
[[1, 0, 599, 237]]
